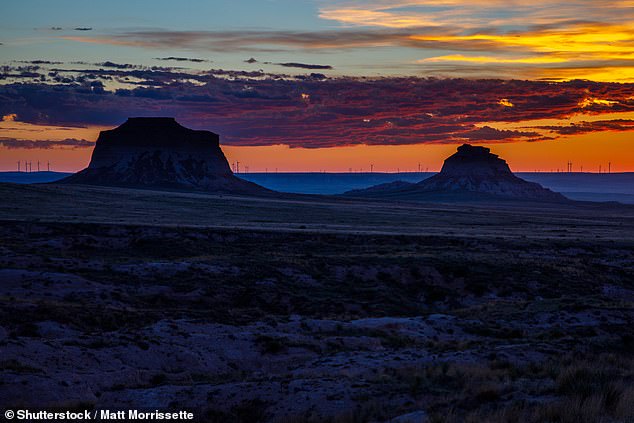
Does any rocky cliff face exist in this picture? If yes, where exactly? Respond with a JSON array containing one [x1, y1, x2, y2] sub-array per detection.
[[346, 144, 567, 202], [61, 118, 267, 194]]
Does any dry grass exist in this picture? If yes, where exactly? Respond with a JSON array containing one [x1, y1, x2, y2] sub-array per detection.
[[430, 354, 634, 423]]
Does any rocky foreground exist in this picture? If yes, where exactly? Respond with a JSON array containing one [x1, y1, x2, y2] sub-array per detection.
[[1, 215, 633, 422]]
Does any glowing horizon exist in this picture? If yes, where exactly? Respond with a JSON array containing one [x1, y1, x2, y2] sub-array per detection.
[[1, 120, 632, 173]]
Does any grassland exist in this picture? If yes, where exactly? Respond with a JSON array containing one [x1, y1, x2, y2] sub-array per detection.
[[0, 183, 633, 422]]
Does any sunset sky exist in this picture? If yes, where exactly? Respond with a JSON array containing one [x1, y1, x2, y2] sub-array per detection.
[[2, 0, 634, 172]]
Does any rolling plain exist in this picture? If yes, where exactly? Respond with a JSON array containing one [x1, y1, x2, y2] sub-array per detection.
[[1, 182, 633, 422]]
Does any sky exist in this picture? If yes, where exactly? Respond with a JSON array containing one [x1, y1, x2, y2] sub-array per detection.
[[1, 0, 634, 172]]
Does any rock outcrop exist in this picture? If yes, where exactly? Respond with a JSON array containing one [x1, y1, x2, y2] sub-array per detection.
[[61, 118, 267, 194], [346, 144, 567, 202]]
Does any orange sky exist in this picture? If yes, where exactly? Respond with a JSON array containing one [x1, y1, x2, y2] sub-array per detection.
[[1, 121, 632, 173]]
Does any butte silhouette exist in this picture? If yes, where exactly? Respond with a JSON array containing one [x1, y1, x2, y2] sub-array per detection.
[[61, 117, 267, 194], [345, 144, 567, 202]]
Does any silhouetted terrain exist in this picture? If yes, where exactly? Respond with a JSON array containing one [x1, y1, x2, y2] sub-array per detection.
[[345, 145, 567, 203], [0, 171, 72, 184], [61, 118, 267, 194], [0, 182, 633, 422], [4, 171, 634, 203]]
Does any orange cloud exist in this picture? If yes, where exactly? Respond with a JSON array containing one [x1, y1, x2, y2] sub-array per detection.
[[2, 113, 17, 122], [419, 55, 569, 64], [319, 1, 634, 29], [318, 7, 440, 28], [61, 22, 634, 82], [316, 1, 634, 81], [578, 98, 619, 108], [498, 99, 514, 108]]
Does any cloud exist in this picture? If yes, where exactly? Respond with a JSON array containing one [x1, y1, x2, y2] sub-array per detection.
[[461, 125, 541, 141], [534, 119, 634, 135], [274, 62, 333, 70], [0, 137, 94, 149], [245, 57, 258, 63], [2, 114, 17, 122], [314, 1, 634, 81], [498, 99, 514, 107], [155, 57, 209, 63], [59, 21, 634, 81], [74, 27, 93, 31], [578, 97, 619, 108], [318, 1, 634, 29], [19, 60, 63, 65], [60, 29, 415, 52], [1, 72, 633, 149], [418, 55, 569, 65], [50, 0, 634, 82], [97, 61, 139, 69]]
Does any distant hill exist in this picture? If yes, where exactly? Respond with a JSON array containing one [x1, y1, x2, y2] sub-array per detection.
[[233, 172, 634, 202], [0, 171, 71, 184], [237, 172, 435, 194], [519, 172, 634, 195], [2, 169, 634, 204]]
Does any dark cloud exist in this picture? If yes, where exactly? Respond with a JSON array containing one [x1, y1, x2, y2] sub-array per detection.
[[155, 57, 209, 63], [461, 126, 542, 141], [205, 68, 268, 78], [274, 62, 333, 70], [174, 94, 218, 103], [50, 27, 63, 31], [0, 138, 94, 149], [74, 27, 93, 31], [0, 65, 43, 79], [535, 119, 634, 135], [245, 58, 258, 64], [1, 72, 634, 149], [296, 73, 328, 80], [19, 60, 63, 65], [122, 87, 173, 99], [0, 72, 41, 79], [97, 61, 139, 69]]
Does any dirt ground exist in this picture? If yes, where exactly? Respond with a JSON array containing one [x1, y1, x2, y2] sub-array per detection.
[[1, 183, 633, 422]]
